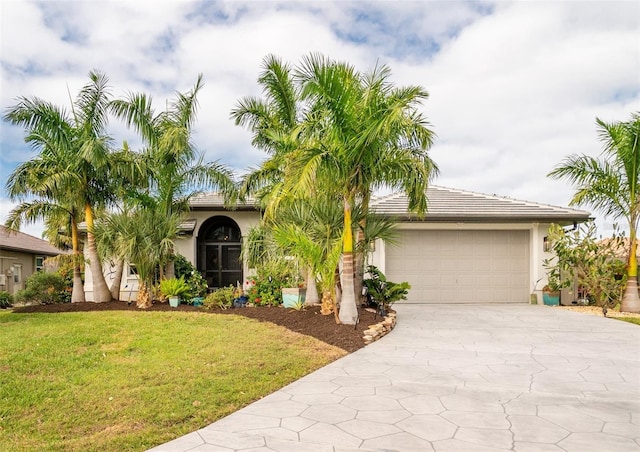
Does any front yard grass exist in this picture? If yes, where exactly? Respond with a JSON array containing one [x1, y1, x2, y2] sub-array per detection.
[[613, 316, 640, 325], [0, 310, 345, 451]]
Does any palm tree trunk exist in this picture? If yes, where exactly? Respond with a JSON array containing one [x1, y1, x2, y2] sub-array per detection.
[[137, 280, 153, 309], [354, 193, 370, 309], [621, 234, 640, 312], [85, 204, 111, 302], [354, 228, 366, 308], [338, 198, 358, 325], [304, 267, 319, 305], [110, 259, 124, 301], [70, 219, 86, 303]]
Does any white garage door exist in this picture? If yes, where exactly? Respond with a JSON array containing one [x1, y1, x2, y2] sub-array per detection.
[[385, 230, 530, 304]]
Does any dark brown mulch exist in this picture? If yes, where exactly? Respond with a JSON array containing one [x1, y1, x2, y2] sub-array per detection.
[[12, 301, 384, 352]]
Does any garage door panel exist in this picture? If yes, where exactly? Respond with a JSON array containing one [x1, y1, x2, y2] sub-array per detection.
[[386, 230, 529, 304]]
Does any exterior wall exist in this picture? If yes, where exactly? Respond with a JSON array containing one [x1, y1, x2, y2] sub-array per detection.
[[175, 210, 261, 266], [0, 249, 44, 294]]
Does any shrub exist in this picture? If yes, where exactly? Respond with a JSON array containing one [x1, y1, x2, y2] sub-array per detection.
[[246, 260, 302, 307], [203, 286, 235, 310], [173, 254, 208, 300], [15, 272, 68, 305], [363, 265, 410, 315], [0, 291, 13, 309]]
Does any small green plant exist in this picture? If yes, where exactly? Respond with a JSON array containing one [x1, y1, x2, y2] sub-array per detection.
[[203, 286, 235, 309], [15, 272, 68, 305], [159, 277, 190, 299], [289, 299, 305, 311], [0, 291, 13, 309], [363, 265, 410, 315]]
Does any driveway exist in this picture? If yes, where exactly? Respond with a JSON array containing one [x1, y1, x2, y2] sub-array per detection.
[[149, 304, 640, 451]]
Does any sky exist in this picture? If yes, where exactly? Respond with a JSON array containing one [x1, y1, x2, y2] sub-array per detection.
[[1, 0, 639, 239]]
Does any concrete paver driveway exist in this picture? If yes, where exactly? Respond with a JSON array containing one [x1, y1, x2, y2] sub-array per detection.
[[149, 304, 640, 451]]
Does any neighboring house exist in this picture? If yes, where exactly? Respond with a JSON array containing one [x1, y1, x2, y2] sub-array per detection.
[[0, 225, 67, 294], [88, 186, 593, 305]]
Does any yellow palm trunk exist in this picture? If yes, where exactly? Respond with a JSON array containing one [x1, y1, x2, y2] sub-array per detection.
[[621, 230, 640, 313], [339, 198, 358, 324]]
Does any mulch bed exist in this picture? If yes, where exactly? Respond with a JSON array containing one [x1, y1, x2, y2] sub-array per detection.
[[11, 301, 383, 352]]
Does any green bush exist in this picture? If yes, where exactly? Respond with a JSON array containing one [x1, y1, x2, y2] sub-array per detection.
[[246, 260, 302, 306], [15, 272, 68, 305], [173, 254, 208, 300], [203, 286, 235, 310], [363, 265, 410, 314], [0, 291, 13, 309]]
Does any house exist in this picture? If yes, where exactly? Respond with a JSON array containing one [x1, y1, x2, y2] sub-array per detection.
[[174, 186, 591, 305], [90, 186, 592, 305], [0, 225, 67, 294]]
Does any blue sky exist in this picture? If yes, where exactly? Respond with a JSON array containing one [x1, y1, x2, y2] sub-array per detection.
[[1, 0, 639, 238]]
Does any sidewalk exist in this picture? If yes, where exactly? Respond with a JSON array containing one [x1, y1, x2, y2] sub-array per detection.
[[149, 304, 640, 451]]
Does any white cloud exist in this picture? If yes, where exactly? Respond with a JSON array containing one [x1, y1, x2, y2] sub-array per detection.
[[1, 0, 639, 241]]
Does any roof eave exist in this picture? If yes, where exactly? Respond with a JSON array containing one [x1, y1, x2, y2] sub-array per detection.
[[382, 214, 594, 224], [0, 245, 63, 256]]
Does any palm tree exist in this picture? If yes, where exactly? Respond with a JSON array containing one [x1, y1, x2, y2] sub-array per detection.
[[110, 75, 236, 279], [105, 207, 182, 308], [5, 198, 86, 303], [549, 112, 640, 313], [270, 196, 344, 315], [288, 54, 437, 324], [231, 54, 302, 213], [5, 71, 119, 302]]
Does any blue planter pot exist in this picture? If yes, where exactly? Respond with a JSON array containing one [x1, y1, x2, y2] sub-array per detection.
[[543, 292, 560, 306], [282, 288, 306, 308], [192, 297, 204, 307]]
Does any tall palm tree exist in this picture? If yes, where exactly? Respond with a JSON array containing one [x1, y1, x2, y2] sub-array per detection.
[[110, 75, 236, 279], [231, 54, 302, 212], [549, 112, 640, 313], [289, 54, 437, 324], [4, 71, 117, 302]]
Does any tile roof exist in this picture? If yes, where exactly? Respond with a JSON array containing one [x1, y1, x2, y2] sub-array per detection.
[[188, 186, 592, 224], [189, 193, 258, 210], [370, 186, 592, 223], [0, 226, 67, 256]]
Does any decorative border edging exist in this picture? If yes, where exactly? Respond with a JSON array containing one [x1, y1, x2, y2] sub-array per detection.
[[363, 310, 396, 345]]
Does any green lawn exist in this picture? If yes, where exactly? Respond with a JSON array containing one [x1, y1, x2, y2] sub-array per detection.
[[612, 316, 640, 325], [0, 310, 345, 451]]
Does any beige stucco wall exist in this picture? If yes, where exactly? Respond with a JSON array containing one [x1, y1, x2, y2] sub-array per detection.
[[0, 249, 41, 294], [175, 211, 261, 264]]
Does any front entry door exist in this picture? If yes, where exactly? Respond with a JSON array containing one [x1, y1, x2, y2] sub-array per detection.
[[200, 243, 242, 289], [197, 216, 243, 290]]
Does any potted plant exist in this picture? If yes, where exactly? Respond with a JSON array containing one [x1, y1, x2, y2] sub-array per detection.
[[282, 286, 306, 308], [542, 251, 568, 306], [159, 277, 190, 307]]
